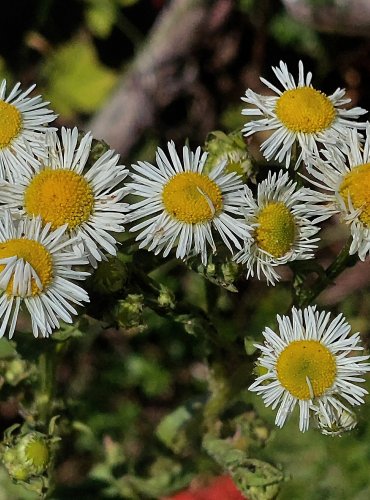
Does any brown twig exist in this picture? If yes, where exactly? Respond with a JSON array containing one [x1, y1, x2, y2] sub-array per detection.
[[87, 0, 227, 156]]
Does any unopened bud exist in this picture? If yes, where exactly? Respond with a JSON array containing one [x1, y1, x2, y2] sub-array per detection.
[[158, 285, 175, 310], [204, 131, 254, 181], [89, 256, 129, 294], [116, 294, 147, 334], [3, 359, 31, 386], [1, 427, 57, 487]]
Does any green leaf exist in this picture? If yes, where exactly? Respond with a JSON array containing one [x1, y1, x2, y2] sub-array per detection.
[[51, 322, 84, 342], [123, 354, 171, 397], [124, 458, 194, 498], [269, 12, 325, 60], [89, 463, 114, 483], [86, 0, 117, 38], [0, 338, 17, 359], [156, 397, 205, 454], [41, 38, 117, 118], [203, 435, 284, 500], [244, 337, 257, 356]]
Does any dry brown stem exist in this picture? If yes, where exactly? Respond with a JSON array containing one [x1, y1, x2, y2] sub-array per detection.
[[87, 0, 228, 156]]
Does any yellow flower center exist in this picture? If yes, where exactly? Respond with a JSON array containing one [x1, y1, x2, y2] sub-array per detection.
[[275, 86, 336, 133], [162, 172, 223, 224], [0, 100, 22, 148], [0, 239, 53, 297], [339, 163, 370, 226], [226, 160, 244, 177], [24, 437, 50, 471], [24, 169, 94, 230], [255, 202, 296, 257], [276, 340, 337, 400]]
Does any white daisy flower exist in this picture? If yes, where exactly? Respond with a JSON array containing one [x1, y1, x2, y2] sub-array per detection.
[[0, 80, 57, 181], [305, 125, 370, 261], [242, 60, 367, 168], [127, 141, 248, 265], [249, 306, 370, 432], [0, 211, 90, 339], [313, 402, 357, 436], [0, 127, 129, 266], [234, 170, 320, 285]]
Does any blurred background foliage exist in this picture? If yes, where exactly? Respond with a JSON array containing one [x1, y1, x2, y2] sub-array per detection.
[[2, 0, 370, 498]]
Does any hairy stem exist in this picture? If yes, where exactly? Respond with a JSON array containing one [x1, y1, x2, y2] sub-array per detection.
[[294, 238, 357, 308]]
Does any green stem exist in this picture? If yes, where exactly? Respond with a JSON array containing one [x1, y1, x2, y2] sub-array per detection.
[[132, 267, 220, 344], [204, 278, 219, 316], [203, 358, 254, 434], [203, 363, 231, 433], [116, 11, 144, 47], [290, 140, 299, 168], [37, 345, 60, 500], [295, 238, 357, 308], [37, 346, 57, 427]]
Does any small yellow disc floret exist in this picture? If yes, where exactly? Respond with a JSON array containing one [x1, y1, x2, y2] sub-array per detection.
[[162, 172, 223, 224], [275, 86, 336, 133], [24, 169, 94, 230], [0, 239, 53, 297], [24, 437, 50, 472], [0, 100, 22, 148], [255, 202, 295, 257], [339, 163, 370, 226], [276, 339, 337, 400]]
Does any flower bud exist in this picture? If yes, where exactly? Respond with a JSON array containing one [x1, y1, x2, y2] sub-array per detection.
[[1, 428, 55, 486], [204, 131, 255, 182], [116, 294, 147, 334], [83, 135, 111, 168], [2, 447, 30, 481], [88, 256, 129, 294], [3, 359, 32, 386], [157, 284, 176, 310]]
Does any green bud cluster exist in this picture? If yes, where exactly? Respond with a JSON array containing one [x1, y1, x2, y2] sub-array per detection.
[[1, 419, 60, 494], [204, 130, 255, 182], [88, 255, 129, 294], [157, 284, 176, 310], [0, 358, 34, 387], [2, 431, 50, 482], [116, 294, 147, 334]]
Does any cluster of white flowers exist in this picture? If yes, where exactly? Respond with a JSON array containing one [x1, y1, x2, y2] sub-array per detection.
[[0, 81, 128, 338], [242, 60, 370, 264], [127, 141, 322, 283], [1, 59, 369, 433], [240, 60, 370, 433]]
